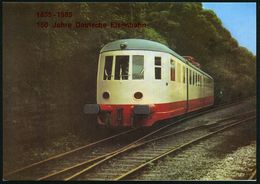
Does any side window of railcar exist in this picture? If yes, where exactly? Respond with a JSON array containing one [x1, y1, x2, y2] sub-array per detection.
[[170, 59, 175, 81], [199, 75, 201, 87], [186, 68, 189, 84], [132, 55, 144, 80], [193, 71, 195, 85], [182, 66, 185, 83], [197, 74, 199, 86], [196, 73, 198, 86], [155, 57, 161, 79], [206, 78, 209, 87], [195, 73, 197, 86], [193, 72, 196, 86], [115, 56, 129, 80], [189, 69, 192, 85], [194, 72, 196, 85], [103, 56, 113, 80]]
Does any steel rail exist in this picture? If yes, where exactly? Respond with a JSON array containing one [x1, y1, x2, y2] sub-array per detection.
[[64, 113, 255, 180], [6, 98, 250, 180], [162, 110, 256, 136], [39, 104, 239, 180], [134, 113, 256, 148], [39, 116, 193, 180], [41, 114, 244, 180], [114, 116, 256, 180], [5, 127, 138, 177]]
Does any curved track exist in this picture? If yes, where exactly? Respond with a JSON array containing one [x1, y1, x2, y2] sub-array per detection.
[[63, 112, 255, 180], [4, 99, 254, 180]]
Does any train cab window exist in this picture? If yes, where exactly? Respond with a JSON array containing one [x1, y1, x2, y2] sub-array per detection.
[[103, 56, 113, 80], [155, 57, 161, 79], [170, 59, 175, 81], [182, 66, 185, 83], [115, 56, 129, 80], [132, 55, 144, 80]]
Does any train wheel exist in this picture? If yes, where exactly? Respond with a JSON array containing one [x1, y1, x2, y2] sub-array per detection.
[[98, 111, 112, 127]]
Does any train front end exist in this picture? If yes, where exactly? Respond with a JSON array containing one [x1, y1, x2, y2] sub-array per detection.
[[84, 39, 167, 128]]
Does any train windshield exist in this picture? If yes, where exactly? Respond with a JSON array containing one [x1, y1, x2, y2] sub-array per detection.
[[132, 55, 144, 80], [103, 56, 113, 80], [102, 55, 145, 80], [115, 56, 129, 80]]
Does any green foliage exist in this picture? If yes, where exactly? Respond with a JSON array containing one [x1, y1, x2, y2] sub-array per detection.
[[139, 27, 168, 46]]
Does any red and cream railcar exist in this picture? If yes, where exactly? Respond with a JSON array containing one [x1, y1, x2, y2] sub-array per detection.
[[84, 39, 214, 127]]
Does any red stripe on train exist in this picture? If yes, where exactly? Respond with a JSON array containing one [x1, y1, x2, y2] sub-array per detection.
[[98, 96, 214, 127]]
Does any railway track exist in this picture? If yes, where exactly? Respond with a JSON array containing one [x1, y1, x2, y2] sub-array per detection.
[[62, 112, 255, 180], [4, 127, 143, 180], [115, 115, 256, 181], [39, 111, 255, 180], [4, 99, 254, 180]]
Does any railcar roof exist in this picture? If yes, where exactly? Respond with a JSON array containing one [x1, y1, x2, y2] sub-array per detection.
[[100, 39, 213, 79], [101, 38, 183, 58]]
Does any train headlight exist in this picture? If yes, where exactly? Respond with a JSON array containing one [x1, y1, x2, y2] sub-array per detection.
[[120, 42, 127, 49], [103, 92, 110, 99], [134, 92, 143, 99]]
